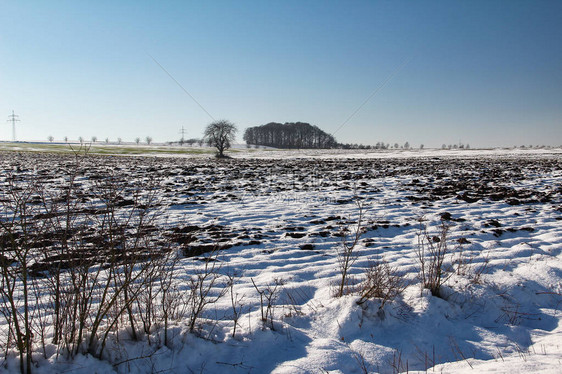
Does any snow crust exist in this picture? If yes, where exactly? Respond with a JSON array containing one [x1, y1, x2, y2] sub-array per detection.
[[1, 148, 561, 373]]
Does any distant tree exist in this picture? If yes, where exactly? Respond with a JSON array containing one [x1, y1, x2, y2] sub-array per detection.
[[78, 136, 84, 144], [135, 137, 140, 145], [105, 137, 109, 144], [466, 144, 470, 149], [117, 137, 122, 145], [186, 138, 199, 146], [64, 136, 68, 143], [146, 136, 153, 145], [441, 144, 447, 149], [48, 135, 54, 142], [404, 141, 410, 149], [91, 136, 97, 143], [394, 143, 399, 149], [204, 119, 237, 158], [420, 144, 424, 149]]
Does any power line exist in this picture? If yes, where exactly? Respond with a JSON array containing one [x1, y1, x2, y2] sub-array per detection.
[[331, 54, 415, 138], [146, 52, 215, 121], [7, 110, 20, 141]]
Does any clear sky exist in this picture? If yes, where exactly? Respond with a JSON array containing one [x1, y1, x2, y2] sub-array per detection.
[[1, 1, 561, 148]]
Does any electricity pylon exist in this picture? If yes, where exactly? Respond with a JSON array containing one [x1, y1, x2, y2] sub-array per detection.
[[7, 111, 20, 141], [179, 125, 187, 144]]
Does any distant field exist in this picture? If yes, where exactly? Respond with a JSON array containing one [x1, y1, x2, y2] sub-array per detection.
[[0, 141, 225, 156], [1, 141, 561, 159]]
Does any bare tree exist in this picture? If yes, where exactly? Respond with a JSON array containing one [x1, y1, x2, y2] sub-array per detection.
[[135, 137, 140, 145], [91, 136, 97, 143], [186, 138, 199, 147], [48, 135, 54, 142], [204, 120, 237, 158], [146, 136, 153, 145]]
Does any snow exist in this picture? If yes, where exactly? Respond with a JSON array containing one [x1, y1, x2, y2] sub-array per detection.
[[1, 148, 562, 373]]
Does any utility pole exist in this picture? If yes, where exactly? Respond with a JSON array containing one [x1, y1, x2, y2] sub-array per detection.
[[179, 125, 187, 145], [7, 111, 20, 141]]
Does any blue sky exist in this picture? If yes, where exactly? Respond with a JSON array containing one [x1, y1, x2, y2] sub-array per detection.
[[1, 1, 561, 147]]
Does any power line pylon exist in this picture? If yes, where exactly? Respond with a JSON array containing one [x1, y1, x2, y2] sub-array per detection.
[[179, 126, 187, 144], [7, 111, 20, 141]]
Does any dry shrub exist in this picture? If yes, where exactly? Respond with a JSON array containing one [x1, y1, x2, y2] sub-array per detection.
[[187, 249, 226, 334], [416, 220, 452, 297], [252, 278, 283, 330], [335, 202, 364, 298], [357, 260, 407, 307]]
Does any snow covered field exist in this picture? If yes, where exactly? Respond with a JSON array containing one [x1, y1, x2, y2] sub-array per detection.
[[1, 148, 561, 373]]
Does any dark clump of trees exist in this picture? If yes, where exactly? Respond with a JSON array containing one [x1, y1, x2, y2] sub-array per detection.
[[243, 122, 338, 149]]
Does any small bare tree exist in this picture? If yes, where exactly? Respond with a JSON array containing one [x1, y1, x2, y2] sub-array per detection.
[[146, 136, 153, 145]]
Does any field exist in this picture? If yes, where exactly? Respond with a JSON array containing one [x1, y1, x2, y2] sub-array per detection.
[[1, 147, 561, 373]]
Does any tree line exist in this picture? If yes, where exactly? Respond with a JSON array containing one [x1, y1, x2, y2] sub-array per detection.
[[243, 122, 338, 149]]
